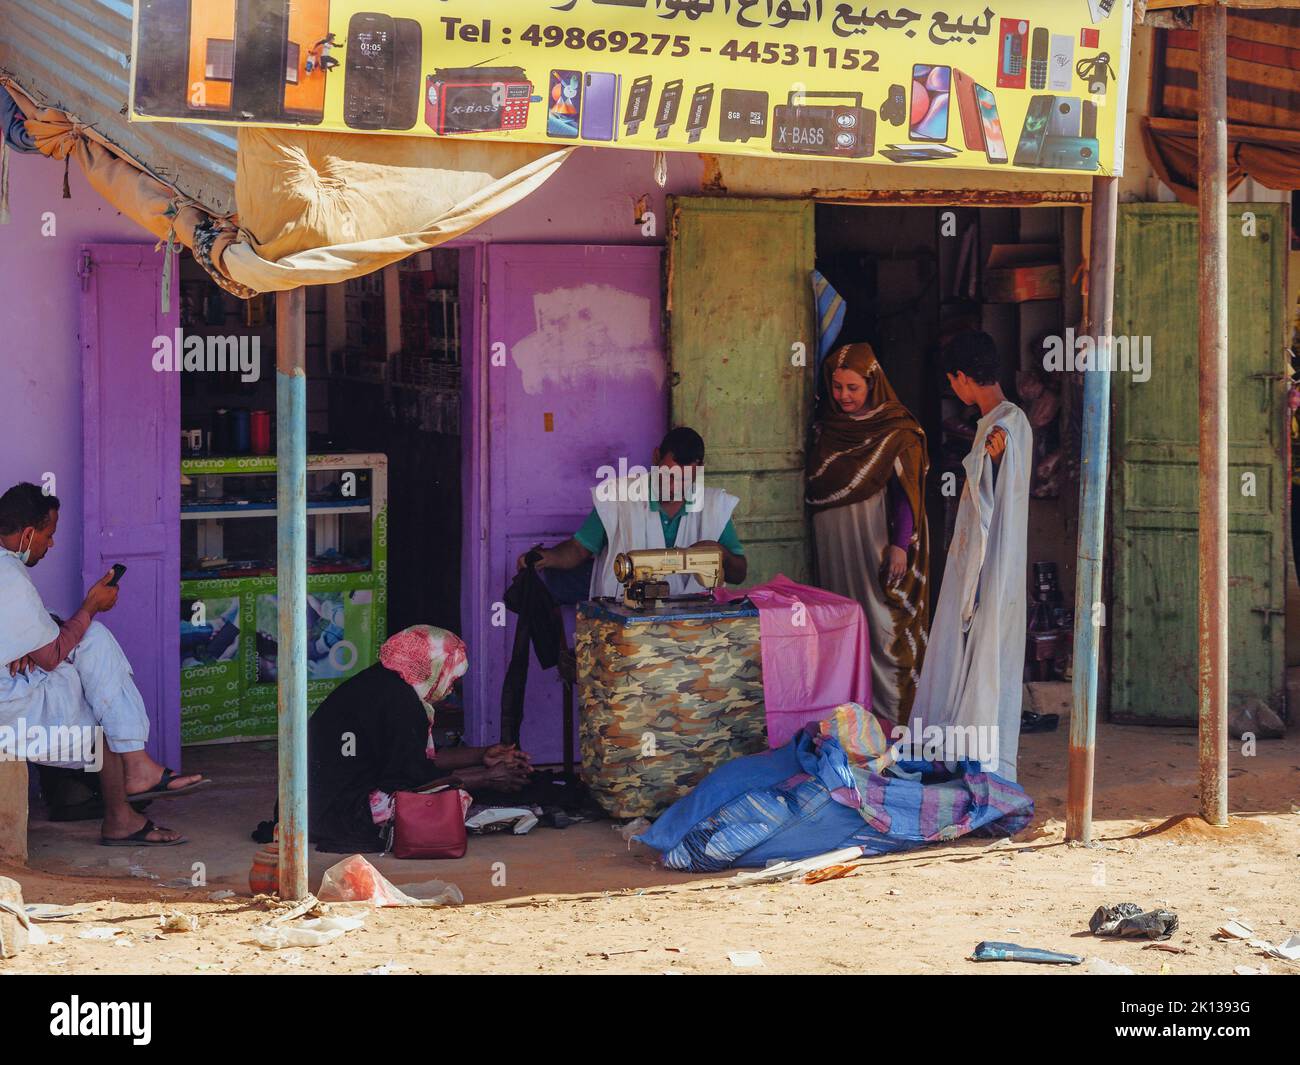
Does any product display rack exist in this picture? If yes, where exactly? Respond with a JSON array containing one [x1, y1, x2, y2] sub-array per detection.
[[179, 453, 388, 745]]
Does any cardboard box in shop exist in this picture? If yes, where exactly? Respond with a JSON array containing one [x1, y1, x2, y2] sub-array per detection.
[[984, 244, 1063, 303]]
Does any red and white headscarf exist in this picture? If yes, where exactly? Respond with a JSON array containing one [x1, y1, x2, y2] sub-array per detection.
[[378, 625, 467, 716]]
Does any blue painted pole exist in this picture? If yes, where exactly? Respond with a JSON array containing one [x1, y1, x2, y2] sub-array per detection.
[[275, 288, 309, 898], [1066, 175, 1118, 845]]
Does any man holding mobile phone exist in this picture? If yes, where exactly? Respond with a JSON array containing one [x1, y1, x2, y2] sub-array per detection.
[[0, 482, 210, 847]]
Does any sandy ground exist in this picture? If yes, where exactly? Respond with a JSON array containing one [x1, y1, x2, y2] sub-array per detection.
[[3, 684, 1298, 976]]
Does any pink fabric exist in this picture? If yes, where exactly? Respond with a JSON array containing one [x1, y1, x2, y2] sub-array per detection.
[[714, 574, 872, 748]]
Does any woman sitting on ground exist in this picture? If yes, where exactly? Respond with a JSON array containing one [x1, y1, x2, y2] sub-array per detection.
[[308, 625, 532, 853]]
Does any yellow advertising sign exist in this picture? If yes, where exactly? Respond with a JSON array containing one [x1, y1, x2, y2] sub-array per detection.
[[130, 1, 1133, 175]]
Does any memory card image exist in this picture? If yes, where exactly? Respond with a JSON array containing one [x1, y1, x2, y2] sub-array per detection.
[[719, 88, 769, 142], [654, 79, 684, 139], [686, 84, 714, 143], [624, 75, 653, 135]]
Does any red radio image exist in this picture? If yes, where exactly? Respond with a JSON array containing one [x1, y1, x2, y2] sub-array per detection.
[[425, 67, 534, 135]]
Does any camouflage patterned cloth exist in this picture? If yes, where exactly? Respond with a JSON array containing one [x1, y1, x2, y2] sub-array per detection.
[[576, 602, 768, 819]]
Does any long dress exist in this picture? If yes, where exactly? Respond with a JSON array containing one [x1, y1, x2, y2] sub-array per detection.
[[910, 400, 1032, 780], [308, 662, 450, 852], [813, 486, 911, 723]]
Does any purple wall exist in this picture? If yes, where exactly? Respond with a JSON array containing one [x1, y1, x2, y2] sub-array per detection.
[[473, 146, 704, 243], [0, 151, 158, 617]]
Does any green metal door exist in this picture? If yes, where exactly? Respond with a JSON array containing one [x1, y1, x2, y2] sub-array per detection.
[[1111, 203, 1288, 723], [667, 197, 815, 584]]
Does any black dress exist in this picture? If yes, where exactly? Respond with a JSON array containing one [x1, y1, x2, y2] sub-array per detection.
[[308, 662, 450, 853]]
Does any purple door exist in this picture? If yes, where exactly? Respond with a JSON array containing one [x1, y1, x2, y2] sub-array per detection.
[[81, 244, 181, 768], [477, 245, 666, 763]]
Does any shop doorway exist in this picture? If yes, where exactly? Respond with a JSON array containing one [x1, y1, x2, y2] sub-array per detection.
[[667, 198, 1085, 685], [815, 203, 1085, 621]]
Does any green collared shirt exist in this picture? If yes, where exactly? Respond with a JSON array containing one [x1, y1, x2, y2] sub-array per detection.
[[574, 500, 744, 556]]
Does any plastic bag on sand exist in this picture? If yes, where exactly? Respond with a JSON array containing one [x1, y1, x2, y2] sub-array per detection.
[[253, 916, 366, 950], [317, 854, 463, 907]]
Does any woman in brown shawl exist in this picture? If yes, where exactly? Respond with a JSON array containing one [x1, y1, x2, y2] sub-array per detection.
[[807, 343, 930, 723]]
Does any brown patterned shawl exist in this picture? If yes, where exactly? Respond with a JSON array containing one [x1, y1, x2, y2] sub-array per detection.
[[806, 343, 931, 721]]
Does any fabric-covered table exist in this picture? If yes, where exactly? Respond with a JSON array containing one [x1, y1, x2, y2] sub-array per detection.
[[575, 598, 767, 819]]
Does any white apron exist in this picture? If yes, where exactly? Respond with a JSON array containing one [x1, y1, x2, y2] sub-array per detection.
[[589, 484, 739, 599], [910, 400, 1031, 780]]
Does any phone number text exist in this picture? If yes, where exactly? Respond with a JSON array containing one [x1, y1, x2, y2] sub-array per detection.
[[480, 23, 880, 71]]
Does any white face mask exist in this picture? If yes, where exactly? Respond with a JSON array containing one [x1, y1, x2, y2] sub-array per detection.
[[4, 528, 34, 565]]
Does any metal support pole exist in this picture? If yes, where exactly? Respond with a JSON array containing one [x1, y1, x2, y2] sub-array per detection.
[[1197, 3, 1229, 827], [1066, 175, 1118, 845], [276, 288, 310, 898]]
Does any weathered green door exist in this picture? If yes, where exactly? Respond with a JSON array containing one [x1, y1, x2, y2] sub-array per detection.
[[667, 197, 815, 584], [1110, 203, 1288, 723]]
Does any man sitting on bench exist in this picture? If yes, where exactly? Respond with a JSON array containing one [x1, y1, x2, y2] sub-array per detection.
[[0, 482, 209, 846]]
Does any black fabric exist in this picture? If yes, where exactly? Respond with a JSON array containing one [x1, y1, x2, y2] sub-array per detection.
[[500, 558, 565, 745], [306, 662, 451, 853]]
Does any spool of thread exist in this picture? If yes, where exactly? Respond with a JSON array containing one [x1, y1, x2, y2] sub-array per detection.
[[231, 409, 251, 454], [250, 409, 272, 455], [248, 826, 280, 896]]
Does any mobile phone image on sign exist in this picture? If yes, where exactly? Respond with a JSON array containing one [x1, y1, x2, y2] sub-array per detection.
[[974, 85, 1008, 164], [232, 0, 292, 119], [344, 11, 395, 130], [284, 0, 331, 124], [386, 16, 422, 131], [132, 0, 194, 118], [1029, 28, 1049, 91], [186, 0, 238, 115], [1013, 95, 1055, 167], [952, 70, 984, 151], [1048, 96, 1082, 138], [1088, 0, 1115, 23], [909, 64, 950, 143], [1041, 135, 1100, 171], [581, 72, 621, 141], [997, 19, 1028, 90], [881, 143, 959, 163], [548, 69, 582, 138]]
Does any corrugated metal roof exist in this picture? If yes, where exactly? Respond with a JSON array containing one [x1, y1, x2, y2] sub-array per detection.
[[0, 0, 236, 215]]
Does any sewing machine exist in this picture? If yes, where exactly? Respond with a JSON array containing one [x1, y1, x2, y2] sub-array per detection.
[[611, 546, 724, 610]]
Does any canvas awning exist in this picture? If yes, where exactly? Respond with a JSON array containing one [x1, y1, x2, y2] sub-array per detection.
[[2, 71, 572, 296], [1143, 6, 1300, 201]]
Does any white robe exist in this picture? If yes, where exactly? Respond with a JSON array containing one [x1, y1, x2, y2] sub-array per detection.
[[910, 400, 1031, 780], [589, 484, 739, 599], [0, 552, 149, 767]]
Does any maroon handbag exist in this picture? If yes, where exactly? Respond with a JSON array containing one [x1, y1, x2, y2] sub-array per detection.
[[389, 789, 467, 859]]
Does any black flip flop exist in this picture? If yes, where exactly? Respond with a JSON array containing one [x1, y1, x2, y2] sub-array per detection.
[[125, 768, 212, 802], [101, 819, 188, 847]]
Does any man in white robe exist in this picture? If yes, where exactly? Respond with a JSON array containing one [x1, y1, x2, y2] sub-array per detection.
[[0, 483, 206, 846], [910, 332, 1032, 780], [517, 426, 748, 595]]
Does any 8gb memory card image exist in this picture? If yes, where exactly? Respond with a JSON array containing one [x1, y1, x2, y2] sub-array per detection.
[[719, 88, 769, 142]]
